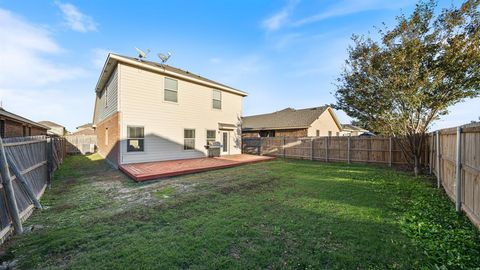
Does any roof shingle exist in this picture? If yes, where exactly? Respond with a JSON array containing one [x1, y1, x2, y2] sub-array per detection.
[[242, 106, 329, 130]]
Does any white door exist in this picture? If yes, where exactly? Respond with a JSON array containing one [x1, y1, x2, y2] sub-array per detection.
[[222, 132, 229, 155]]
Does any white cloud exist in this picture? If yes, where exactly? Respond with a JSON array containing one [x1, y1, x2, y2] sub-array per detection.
[[56, 2, 97, 32], [0, 8, 85, 88], [262, 0, 299, 31], [292, 0, 413, 27]]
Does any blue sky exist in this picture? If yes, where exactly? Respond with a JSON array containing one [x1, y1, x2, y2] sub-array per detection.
[[0, 0, 478, 131]]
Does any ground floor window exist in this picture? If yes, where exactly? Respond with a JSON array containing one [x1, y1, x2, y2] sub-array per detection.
[[184, 129, 195, 150], [127, 126, 144, 152], [259, 130, 275, 137], [206, 130, 216, 145], [316, 130, 320, 137]]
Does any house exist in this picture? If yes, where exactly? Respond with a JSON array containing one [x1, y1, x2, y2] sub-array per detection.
[[340, 124, 369, 136], [92, 53, 247, 167], [242, 106, 342, 137], [0, 108, 48, 138], [72, 123, 95, 135], [38, 121, 67, 136]]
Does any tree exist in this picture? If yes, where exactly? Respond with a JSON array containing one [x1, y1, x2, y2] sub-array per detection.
[[335, 0, 480, 176]]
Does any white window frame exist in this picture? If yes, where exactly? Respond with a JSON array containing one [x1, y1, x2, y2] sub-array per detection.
[[206, 129, 216, 145], [212, 89, 222, 109], [184, 129, 195, 150], [164, 77, 178, 103], [127, 126, 145, 152]]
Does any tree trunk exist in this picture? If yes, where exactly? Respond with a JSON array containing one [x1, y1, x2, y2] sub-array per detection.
[[414, 155, 420, 177]]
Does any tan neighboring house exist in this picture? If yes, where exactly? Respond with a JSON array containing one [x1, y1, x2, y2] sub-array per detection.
[[38, 121, 67, 136], [92, 53, 247, 167], [0, 108, 49, 138], [340, 124, 369, 136], [72, 123, 95, 135], [242, 106, 342, 137]]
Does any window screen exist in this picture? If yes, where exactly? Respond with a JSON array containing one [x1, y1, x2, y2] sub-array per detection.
[[127, 126, 144, 152]]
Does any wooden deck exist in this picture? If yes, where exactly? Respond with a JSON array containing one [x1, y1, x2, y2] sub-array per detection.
[[119, 154, 275, 182]]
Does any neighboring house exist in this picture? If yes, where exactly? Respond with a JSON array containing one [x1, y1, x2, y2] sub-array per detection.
[[242, 106, 342, 137], [340, 124, 369, 136], [92, 53, 247, 167], [38, 121, 67, 136], [0, 108, 48, 138], [72, 123, 95, 135]]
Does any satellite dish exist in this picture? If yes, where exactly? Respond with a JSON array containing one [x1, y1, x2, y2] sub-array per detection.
[[157, 52, 172, 64], [134, 47, 150, 60]]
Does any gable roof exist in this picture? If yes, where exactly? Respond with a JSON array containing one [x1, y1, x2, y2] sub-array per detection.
[[242, 106, 338, 131], [38, 121, 65, 128], [95, 53, 248, 97], [341, 124, 368, 132], [0, 108, 49, 130]]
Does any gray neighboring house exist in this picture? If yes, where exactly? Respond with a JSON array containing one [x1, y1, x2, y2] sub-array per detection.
[[340, 124, 369, 136], [38, 121, 67, 136]]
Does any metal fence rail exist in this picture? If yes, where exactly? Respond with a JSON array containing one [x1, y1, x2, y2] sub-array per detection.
[[0, 136, 66, 243]]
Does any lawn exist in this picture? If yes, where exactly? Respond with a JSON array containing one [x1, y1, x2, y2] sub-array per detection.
[[1, 154, 479, 269]]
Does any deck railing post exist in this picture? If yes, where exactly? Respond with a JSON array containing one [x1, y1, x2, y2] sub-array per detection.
[[455, 127, 462, 212], [436, 131, 441, 189], [0, 138, 23, 234]]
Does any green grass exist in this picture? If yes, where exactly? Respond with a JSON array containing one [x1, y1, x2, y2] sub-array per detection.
[[1, 154, 479, 269]]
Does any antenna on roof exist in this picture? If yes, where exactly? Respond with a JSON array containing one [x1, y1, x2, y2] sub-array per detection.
[[134, 47, 150, 60], [157, 52, 172, 67]]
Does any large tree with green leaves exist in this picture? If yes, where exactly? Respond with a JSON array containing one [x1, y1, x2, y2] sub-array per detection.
[[335, 0, 480, 175]]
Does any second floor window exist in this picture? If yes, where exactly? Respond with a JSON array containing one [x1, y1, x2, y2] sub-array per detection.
[[165, 77, 178, 102], [212, 90, 221, 109]]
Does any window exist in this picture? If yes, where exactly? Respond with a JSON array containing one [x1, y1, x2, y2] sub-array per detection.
[[105, 128, 109, 146], [104, 88, 108, 108], [316, 130, 320, 137], [328, 131, 332, 137], [0, 120, 5, 138], [184, 129, 195, 150], [206, 130, 216, 145], [22, 126, 27, 136], [127, 126, 144, 152], [212, 89, 221, 109], [28, 127, 31, 136], [336, 132, 339, 136], [164, 77, 178, 102]]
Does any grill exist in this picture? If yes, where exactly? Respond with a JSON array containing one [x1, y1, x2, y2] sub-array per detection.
[[205, 141, 222, 157]]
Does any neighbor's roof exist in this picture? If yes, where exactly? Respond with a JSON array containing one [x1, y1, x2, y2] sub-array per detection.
[[0, 108, 49, 130], [242, 106, 331, 130], [76, 123, 93, 129], [341, 124, 368, 132], [38, 121, 65, 128], [95, 53, 247, 97]]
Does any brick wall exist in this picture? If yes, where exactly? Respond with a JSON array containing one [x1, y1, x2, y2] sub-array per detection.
[[96, 112, 120, 167], [2, 119, 47, 138]]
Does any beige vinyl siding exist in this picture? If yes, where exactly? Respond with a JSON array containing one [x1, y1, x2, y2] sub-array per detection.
[[118, 64, 243, 164], [95, 67, 118, 124], [307, 110, 341, 137]]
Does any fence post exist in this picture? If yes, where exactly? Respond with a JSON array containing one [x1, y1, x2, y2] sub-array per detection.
[[436, 131, 441, 189], [310, 138, 314, 160], [389, 137, 392, 167], [347, 137, 351, 164], [455, 127, 462, 212], [46, 138, 53, 187], [0, 138, 23, 234], [283, 136, 286, 158], [6, 155, 42, 209], [325, 137, 328, 162], [429, 134, 433, 175]]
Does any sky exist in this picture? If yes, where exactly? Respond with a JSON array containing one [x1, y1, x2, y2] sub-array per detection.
[[0, 0, 478, 131]]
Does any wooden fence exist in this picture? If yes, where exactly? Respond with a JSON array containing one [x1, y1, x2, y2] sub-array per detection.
[[429, 122, 480, 229], [243, 136, 413, 166], [0, 136, 66, 243], [64, 135, 96, 154]]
